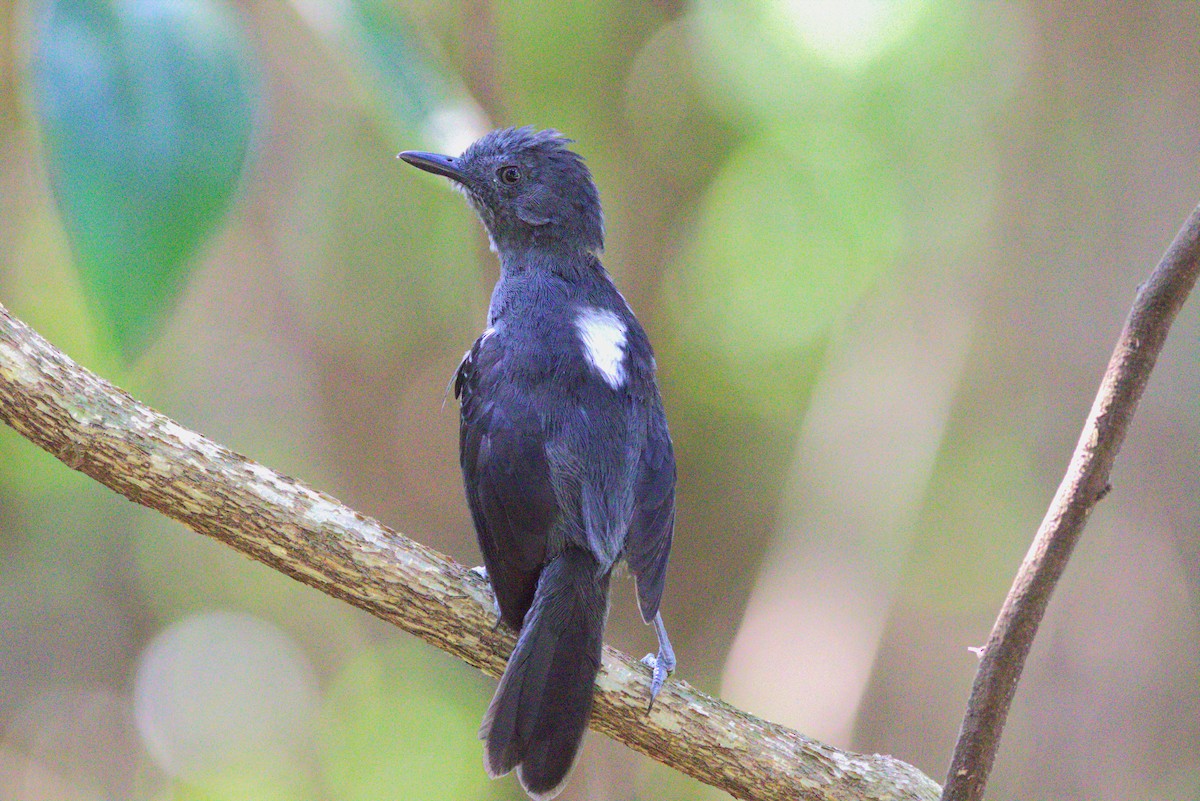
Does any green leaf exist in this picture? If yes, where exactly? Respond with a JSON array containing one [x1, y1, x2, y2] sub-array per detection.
[[287, 0, 481, 144], [347, 0, 446, 126], [31, 0, 260, 359]]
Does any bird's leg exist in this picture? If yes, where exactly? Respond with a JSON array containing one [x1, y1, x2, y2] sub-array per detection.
[[470, 565, 505, 629], [639, 612, 676, 710]]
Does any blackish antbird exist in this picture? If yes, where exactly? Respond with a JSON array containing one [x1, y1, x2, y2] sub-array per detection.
[[400, 128, 676, 799]]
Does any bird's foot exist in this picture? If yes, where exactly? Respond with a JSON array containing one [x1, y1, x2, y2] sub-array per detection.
[[641, 612, 677, 711], [469, 565, 504, 628], [640, 652, 674, 709]]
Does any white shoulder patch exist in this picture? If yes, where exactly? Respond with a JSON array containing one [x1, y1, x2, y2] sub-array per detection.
[[574, 307, 627, 389]]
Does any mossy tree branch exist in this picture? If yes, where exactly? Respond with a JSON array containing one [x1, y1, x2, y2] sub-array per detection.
[[0, 300, 939, 801]]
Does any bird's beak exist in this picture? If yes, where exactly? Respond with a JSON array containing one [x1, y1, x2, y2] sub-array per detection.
[[398, 150, 469, 184]]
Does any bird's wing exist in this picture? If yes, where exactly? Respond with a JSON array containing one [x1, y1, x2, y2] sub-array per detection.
[[456, 334, 557, 628], [624, 403, 676, 623]]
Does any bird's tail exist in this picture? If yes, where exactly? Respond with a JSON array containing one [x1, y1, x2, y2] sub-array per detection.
[[481, 547, 610, 800]]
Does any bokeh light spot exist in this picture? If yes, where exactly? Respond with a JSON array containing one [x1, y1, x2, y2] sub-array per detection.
[[774, 0, 927, 71], [133, 611, 317, 779]]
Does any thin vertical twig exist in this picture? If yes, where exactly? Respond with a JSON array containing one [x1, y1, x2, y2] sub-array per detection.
[[942, 204, 1200, 801]]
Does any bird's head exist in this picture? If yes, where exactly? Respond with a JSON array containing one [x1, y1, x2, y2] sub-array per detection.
[[400, 127, 604, 255]]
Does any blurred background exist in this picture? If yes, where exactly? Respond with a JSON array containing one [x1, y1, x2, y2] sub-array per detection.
[[1, 1, 1198, 799]]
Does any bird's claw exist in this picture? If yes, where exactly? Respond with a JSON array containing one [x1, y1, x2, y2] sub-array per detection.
[[641, 611, 677, 711], [641, 646, 676, 712], [470, 565, 504, 628]]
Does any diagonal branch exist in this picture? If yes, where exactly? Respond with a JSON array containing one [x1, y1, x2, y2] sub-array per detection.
[[0, 301, 938, 801], [942, 203, 1200, 801]]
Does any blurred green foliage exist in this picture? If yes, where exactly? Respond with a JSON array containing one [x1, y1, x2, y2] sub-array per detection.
[[276, 126, 480, 358], [2, 1, 1199, 800], [318, 644, 492, 801]]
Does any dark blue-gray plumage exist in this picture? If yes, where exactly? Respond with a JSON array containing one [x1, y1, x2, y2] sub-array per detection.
[[400, 128, 676, 800]]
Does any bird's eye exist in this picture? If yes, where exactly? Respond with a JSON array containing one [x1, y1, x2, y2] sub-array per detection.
[[498, 165, 521, 185]]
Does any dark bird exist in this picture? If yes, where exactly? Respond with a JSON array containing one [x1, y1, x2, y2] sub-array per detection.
[[400, 127, 676, 799]]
